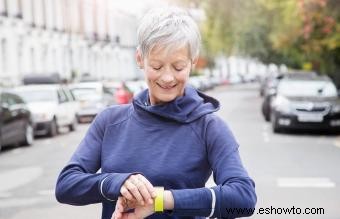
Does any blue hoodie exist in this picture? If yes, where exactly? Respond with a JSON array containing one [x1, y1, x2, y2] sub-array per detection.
[[55, 86, 256, 219]]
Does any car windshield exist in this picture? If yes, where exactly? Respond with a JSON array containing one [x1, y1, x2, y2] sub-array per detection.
[[71, 88, 101, 100], [277, 80, 337, 97], [16, 89, 57, 102]]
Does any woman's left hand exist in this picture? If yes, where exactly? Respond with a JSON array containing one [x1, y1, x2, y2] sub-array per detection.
[[112, 196, 154, 219]]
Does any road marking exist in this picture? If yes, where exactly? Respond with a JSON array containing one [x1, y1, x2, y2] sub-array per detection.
[[277, 177, 336, 188], [262, 132, 270, 143], [263, 124, 268, 131], [0, 166, 43, 192]]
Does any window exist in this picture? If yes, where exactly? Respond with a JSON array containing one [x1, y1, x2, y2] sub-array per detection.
[[63, 87, 76, 101], [1, 92, 23, 106], [57, 89, 67, 103], [9, 93, 24, 105]]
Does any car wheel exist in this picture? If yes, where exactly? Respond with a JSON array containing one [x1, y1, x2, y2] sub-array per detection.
[[22, 123, 34, 146], [271, 113, 281, 133], [77, 115, 82, 123], [48, 119, 58, 137], [264, 110, 270, 122], [69, 117, 77, 132]]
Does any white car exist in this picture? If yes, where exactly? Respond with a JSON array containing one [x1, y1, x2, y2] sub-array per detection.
[[69, 82, 108, 122], [13, 84, 79, 137]]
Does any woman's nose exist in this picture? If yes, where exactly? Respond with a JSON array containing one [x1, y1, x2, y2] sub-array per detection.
[[160, 71, 175, 83]]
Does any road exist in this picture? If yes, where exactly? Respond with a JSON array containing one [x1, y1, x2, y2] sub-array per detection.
[[0, 83, 339, 219]]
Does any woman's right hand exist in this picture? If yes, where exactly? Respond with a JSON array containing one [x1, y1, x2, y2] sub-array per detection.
[[112, 196, 155, 219], [120, 174, 157, 206]]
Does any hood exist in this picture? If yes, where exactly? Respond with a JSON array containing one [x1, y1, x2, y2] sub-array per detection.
[[133, 86, 220, 123], [26, 101, 57, 114]]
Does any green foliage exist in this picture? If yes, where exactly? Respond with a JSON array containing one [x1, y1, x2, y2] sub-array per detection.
[[197, 0, 339, 83]]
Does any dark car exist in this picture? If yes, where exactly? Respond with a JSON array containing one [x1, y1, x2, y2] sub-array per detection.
[[0, 89, 34, 151], [270, 75, 340, 133]]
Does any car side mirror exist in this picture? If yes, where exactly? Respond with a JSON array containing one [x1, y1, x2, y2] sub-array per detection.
[[1, 103, 10, 111]]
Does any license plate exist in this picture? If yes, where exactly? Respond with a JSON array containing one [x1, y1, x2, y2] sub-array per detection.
[[297, 113, 323, 122]]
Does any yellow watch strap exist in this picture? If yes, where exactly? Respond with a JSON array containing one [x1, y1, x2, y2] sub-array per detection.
[[154, 187, 164, 212]]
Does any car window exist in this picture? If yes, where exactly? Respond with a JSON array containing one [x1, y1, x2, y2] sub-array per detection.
[[0, 92, 8, 106], [10, 93, 24, 104], [1, 92, 23, 106], [70, 88, 101, 101], [63, 88, 75, 101], [15, 89, 57, 102], [58, 89, 68, 103], [278, 80, 337, 97]]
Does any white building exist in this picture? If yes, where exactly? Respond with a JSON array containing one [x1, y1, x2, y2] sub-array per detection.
[[0, 0, 140, 86]]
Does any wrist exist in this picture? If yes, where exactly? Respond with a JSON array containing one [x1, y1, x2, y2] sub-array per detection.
[[164, 190, 174, 210], [153, 188, 174, 212]]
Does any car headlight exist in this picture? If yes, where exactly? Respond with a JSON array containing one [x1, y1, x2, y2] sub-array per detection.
[[33, 113, 52, 122], [331, 104, 340, 113], [273, 95, 291, 113]]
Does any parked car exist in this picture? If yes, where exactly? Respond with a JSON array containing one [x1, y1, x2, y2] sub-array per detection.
[[261, 74, 285, 121], [270, 75, 340, 133], [12, 85, 79, 137], [261, 72, 317, 121], [102, 81, 139, 104], [69, 82, 109, 122], [188, 77, 204, 91], [0, 89, 34, 151]]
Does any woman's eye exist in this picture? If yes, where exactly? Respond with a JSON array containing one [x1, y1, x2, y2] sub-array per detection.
[[152, 67, 162, 70], [174, 68, 184, 71]]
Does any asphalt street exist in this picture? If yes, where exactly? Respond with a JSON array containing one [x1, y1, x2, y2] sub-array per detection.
[[0, 83, 339, 219]]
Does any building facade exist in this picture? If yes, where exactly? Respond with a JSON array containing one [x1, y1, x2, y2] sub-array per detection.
[[0, 0, 140, 86]]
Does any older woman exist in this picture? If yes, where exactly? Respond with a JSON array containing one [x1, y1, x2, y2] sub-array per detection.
[[55, 7, 256, 219]]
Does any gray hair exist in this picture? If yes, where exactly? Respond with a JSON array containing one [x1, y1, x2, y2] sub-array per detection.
[[137, 7, 201, 60]]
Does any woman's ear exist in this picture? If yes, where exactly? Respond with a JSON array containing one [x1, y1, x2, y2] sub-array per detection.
[[136, 49, 144, 69]]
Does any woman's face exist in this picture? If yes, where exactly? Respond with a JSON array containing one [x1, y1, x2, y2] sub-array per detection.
[[137, 46, 195, 105]]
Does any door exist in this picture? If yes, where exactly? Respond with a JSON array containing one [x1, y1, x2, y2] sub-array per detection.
[[0, 92, 24, 145]]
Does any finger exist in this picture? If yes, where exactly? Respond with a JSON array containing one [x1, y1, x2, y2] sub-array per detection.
[[134, 179, 152, 204], [130, 176, 152, 203], [125, 180, 144, 205], [137, 175, 157, 199], [120, 186, 134, 201], [118, 202, 124, 212], [115, 211, 122, 219], [115, 199, 122, 212]]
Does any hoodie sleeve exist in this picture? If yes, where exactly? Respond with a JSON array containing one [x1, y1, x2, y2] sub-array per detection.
[[55, 108, 136, 205], [171, 115, 257, 218]]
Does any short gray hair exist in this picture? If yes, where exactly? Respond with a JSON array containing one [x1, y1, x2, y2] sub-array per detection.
[[137, 7, 201, 60]]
